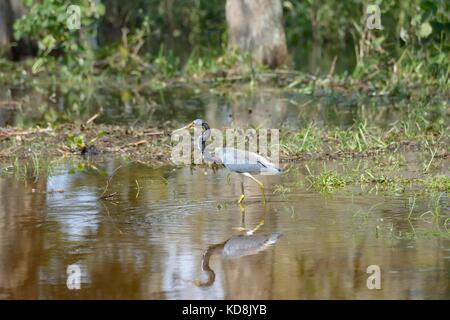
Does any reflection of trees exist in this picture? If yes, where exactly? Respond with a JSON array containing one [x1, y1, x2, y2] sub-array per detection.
[[199, 89, 418, 130], [0, 177, 46, 299], [226, 90, 288, 129], [4, 84, 440, 130], [0, 89, 47, 127]]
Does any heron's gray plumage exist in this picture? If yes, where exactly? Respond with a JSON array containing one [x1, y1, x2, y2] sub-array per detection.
[[214, 147, 281, 174], [195, 232, 282, 287], [222, 232, 282, 258], [179, 118, 281, 175]]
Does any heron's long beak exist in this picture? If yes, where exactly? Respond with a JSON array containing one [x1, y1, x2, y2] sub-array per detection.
[[172, 122, 195, 134]]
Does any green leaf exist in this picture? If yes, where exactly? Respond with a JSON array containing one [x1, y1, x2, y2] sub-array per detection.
[[419, 22, 432, 38], [96, 3, 106, 16], [24, 0, 33, 8], [32, 58, 45, 74]]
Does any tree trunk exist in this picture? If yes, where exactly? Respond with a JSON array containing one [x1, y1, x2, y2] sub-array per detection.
[[226, 0, 288, 68], [0, 0, 35, 59], [0, 0, 14, 57]]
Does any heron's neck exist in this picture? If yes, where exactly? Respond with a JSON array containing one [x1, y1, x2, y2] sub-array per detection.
[[197, 129, 211, 154]]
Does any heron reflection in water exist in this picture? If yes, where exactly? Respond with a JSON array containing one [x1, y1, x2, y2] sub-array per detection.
[[173, 119, 282, 204], [194, 232, 283, 287]]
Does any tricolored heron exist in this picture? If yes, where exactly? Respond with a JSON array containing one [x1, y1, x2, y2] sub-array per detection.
[[173, 119, 282, 204], [195, 232, 283, 287]]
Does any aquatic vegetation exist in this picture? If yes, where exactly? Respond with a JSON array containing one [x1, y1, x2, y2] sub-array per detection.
[[419, 175, 450, 193], [273, 184, 292, 197], [66, 134, 86, 151], [408, 195, 418, 220], [280, 124, 322, 155], [358, 170, 410, 194], [1, 154, 57, 182], [280, 117, 449, 160], [389, 228, 450, 240], [418, 192, 447, 222], [305, 166, 347, 193], [350, 195, 449, 241]]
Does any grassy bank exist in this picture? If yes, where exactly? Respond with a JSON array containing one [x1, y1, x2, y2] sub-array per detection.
[[0, 112, 448, 173]]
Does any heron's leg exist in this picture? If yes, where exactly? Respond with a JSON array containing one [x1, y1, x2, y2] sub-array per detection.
[[239, 202, 245, 228], [233, 204, 247, 233], [238, 177, 245, 204], [235, 202, 267, 235], [247, 203, 267, 235], [242, 172, 266, 204], [246, 218, 265, 235]]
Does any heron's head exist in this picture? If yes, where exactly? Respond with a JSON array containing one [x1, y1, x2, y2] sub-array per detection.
[[172, 119, 210, 133], [193, 119, 204, 127]]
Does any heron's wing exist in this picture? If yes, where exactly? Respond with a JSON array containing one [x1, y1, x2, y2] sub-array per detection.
[[249, 150, 279, 171], [215, 148, 281, 174]]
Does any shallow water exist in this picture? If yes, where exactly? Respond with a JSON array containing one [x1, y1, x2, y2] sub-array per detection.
[[0, 157, 448, 299]]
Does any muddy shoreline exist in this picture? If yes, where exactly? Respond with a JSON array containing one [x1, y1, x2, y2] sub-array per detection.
[[0, 122, 448, 163]]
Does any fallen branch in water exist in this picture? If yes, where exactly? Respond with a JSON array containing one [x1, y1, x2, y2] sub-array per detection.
[[99, 165, 122, 200], [99, 192, 118, 200], [135, 179, 140, 199], [101, 201, 123, 234]]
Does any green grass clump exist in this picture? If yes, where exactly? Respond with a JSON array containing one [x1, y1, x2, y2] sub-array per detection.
[[332, 123, 387, 153], [306, 167, 347, 193], [280, 124, 322, 155], [420, 175, 450, 193]]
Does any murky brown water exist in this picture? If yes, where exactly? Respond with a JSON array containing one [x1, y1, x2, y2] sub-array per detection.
[[0, 157, 448, 299]]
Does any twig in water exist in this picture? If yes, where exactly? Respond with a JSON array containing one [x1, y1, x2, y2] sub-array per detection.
[[101, 202, 123, 235], [100, 165, 122, 198], [135, 179, 140, 199], [424, 146, 437, 173], [99, 192, 118, 200], [408, 195, 416, 220]]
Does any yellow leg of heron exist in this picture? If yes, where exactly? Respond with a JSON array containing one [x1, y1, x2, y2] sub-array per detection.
[[238, 179, 245, 204], [246, 218, 265, 235], [242, 172, 266, 204], [246, 203, 267, 235], [233, 204, 247, 232]]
